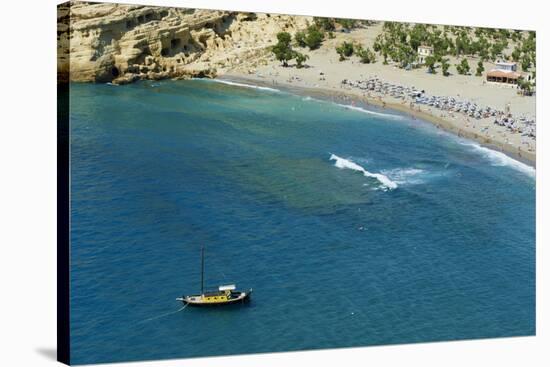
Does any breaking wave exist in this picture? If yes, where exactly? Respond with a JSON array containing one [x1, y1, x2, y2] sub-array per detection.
[[382, 168, 426, 185], [210, 79, 281, 93], [461, 142, 535, 178], [330, 154, 398, 190], [336, 103, 404, 120]]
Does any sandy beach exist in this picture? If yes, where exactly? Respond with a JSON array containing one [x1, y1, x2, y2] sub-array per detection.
[[58, 4, 536, 165], [221, 26, 536, 165]]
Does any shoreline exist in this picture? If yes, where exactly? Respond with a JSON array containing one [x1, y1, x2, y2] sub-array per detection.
[[217, 72, 536, 167]]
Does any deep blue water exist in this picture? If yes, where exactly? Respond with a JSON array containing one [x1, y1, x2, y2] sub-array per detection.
[[69, 79, 535, 365]]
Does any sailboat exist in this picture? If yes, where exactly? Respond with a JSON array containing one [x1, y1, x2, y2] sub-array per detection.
[[176, 246, 252, 307]]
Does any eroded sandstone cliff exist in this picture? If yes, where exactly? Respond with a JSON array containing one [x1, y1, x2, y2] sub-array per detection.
[[57, 1, 310, 84]]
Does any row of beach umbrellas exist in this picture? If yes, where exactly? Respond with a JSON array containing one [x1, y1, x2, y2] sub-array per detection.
[[340, 77, 536, 139]]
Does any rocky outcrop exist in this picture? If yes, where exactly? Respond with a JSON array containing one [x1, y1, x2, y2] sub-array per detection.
[[57, 1, 310, 84]]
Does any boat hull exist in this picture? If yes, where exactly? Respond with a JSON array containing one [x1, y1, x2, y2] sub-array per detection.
[[178, 291, 252, 307]]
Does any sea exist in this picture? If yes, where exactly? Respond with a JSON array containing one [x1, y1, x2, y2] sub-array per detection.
[[69, 79, 535, 364]]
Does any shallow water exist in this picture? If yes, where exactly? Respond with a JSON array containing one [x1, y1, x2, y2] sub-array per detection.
[[69, 79, 535, 364]]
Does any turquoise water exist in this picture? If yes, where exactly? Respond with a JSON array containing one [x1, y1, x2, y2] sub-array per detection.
[[69, 79, 535, 365]]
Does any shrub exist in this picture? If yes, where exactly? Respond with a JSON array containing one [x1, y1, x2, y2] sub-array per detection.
[[476, 60, 484, 76], [441, 58, 450, 76], [338, 18, 357, 30], [294, 31, 306, 48], [336, 41, 354, 61], [295, 52, 309, 68], [357, 46, 376, 64], [314, 17, 335, 31], [305, 26, 324, 50], [456, 58, 470, 75]]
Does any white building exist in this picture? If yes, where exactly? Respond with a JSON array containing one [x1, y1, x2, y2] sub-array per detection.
[[494, 61, 517, 72], [417, 45, 434, 64], [486, 61, 521, 85]]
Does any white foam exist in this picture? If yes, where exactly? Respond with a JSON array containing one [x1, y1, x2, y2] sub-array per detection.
[[382, 168, 426, 185], [461, 142, 535, 178], [203, 80, 404, 121], [336, 103, 404, 120], [330, 154, 398, 190], [209, 79, 281, 92]]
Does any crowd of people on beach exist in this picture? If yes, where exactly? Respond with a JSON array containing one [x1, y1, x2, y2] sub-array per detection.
[[341, 77, 536, 139], [492, 115, 536, 139]]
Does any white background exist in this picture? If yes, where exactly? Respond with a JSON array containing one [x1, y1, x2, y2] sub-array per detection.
[[0, 0, 547, 366]]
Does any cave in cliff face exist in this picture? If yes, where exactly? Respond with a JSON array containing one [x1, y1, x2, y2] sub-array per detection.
[[171, 38, 181, 48], [93, 61, 119, 83], [159, 37, 190, 58], [62, 3, 311, 83]]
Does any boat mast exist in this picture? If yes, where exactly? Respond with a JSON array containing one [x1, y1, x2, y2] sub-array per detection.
[[200, 245, 205, 295]]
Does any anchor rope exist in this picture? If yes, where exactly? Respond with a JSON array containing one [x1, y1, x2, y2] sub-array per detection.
[[138, 303, 189, 324]]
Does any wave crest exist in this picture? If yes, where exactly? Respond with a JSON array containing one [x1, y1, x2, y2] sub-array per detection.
[[336, 103, 404, 120], [330, 154, 398, 190], [210, 79, 281, 92], [461, 142, 535, 178]]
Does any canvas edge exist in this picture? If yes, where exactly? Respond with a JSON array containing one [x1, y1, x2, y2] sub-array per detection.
[[57, 1, 72, 365]]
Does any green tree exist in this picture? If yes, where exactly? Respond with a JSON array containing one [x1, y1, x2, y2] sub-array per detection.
[[294, 31, 306, 48], [425, 55, 436, 73], [357, 46, 376, 64], [490, 42, 504, 60], [339, 18, 357, 29], [441, 58, 450, 76], [476, 36, 489, 58], [454, 32, 471, 56], [294, 52, 309, 68], [456, 58, 470, 75], [476, 60, 485, 76], [478, 48, 489, 61], [335, 41, 354, 61], [522, 33, 536, 54], [511, 30, 521, 42], [271, 32, 294, 67], [521, 54, 531, 71], [409, 24, 429, 51], [518, 78, 533, 95], [396, 44, 415, 68], [511, 47, 521, 62], [379, 43, 390, 64], [305, 25, 324, 50], [314, 17, 335, 31]]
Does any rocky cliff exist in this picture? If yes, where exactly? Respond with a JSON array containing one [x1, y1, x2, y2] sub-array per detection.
[[57, 1, 310, 84]]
